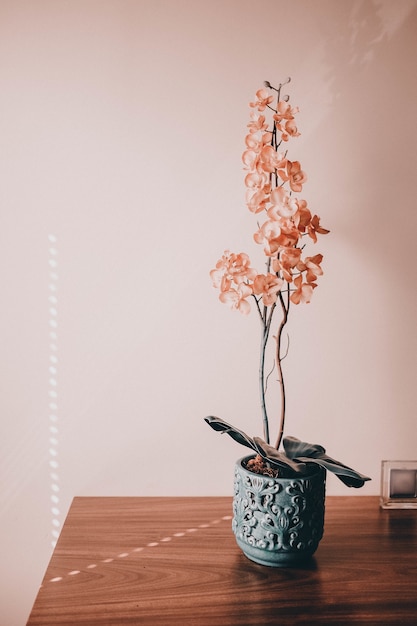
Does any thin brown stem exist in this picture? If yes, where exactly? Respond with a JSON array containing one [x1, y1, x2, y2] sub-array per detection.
[[257, 300, 277, 444], [259, 321, 270, 444], [274, 289, 289, 450]]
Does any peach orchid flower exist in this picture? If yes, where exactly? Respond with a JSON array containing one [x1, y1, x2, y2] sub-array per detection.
[[282, 160, 307, 193], [247, 113, 269, 133], [210, 268, 231, 292], [277, 119, 301, 142], [242, 133, 272, 171], [242, 148, 258, 171], [244, 130, 272, 151], [253, 273, 283, 306], [297, 254, 324, 283], [272, 247, 302, 282], [244, 133, 263, 152], [259, 145, 287, 175], [290, 274, 316, 305], [273, 217, 301, 248], [244, 170, 269, 190], [246, 186, 271, 214], [219, 283, 253, 315], [273, 100, 300, 122], [268, 187, 298, 219], [293, 199, 312, 232], [250, 88, 274, 111], [307, 215, 330, 243], [227, 252, 257, 283], [254, 218, 300, 256], [210, 251, 257, 287], [253, 220, 282, 257], [245, 132, 272, 149]]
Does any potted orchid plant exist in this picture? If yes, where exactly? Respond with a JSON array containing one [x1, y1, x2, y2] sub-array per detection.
[[204, 79, 370, 567]]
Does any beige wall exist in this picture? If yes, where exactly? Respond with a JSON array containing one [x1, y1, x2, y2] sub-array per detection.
[[1, 0, 417, 622]]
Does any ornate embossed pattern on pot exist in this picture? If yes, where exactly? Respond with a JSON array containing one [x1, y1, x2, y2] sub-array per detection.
[[233, 455, 326, 567]]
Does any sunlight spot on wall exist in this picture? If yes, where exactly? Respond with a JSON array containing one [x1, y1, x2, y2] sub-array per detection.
[[48, 235, 61, 548]]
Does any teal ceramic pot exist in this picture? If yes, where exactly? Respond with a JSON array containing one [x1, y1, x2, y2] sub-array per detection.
[[233, 455, 326, 567]]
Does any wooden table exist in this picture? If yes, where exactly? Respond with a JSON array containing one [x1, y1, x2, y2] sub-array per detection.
[[27, 496, 417, 625]]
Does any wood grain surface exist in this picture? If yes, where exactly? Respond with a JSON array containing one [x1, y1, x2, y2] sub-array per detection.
[[26, 496, 417, 625]]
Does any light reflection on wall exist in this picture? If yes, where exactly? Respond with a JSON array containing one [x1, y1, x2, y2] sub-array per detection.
[[48, 235, 60, 547]]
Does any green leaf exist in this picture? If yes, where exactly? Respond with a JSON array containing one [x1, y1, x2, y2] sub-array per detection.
[[283, 436, 371, 488], [283, 436, 326, 458], [203, 419, 371, 488], [204, 416, 257, 452], [253, 437, 307, 474]]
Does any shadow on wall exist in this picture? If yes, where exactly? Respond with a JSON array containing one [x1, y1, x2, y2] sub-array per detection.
[[320, 2, 417, 300], [309, 0, 417, 453]]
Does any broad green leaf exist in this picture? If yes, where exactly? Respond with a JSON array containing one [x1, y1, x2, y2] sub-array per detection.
[[283, 436, 326, 458], [253, 437, 307, 474], [204, 418, 371, 487], [204, 416, 256, 452], [284, 436, 371, 488]]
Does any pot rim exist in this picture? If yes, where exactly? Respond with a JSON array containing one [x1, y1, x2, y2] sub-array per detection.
[[237, 454, 326, 482]]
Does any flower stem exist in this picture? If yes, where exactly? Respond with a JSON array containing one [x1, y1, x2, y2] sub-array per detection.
[[257, 300, 277, 445], [274, 290, 289, 449], [259, 319, 270, 444]]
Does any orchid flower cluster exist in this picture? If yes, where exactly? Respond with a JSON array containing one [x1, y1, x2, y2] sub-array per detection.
[[210, 78, 329, 318], [209, 79, 329, 449], [205, 81, 370, 487]]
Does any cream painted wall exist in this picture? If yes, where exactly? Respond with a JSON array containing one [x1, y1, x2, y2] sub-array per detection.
[[1, 0, 417, 623]]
